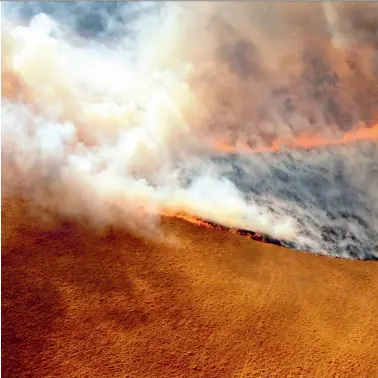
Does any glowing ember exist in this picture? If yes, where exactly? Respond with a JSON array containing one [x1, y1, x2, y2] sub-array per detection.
[[215, 124, 378, 155], [161, 211, 277, 245]]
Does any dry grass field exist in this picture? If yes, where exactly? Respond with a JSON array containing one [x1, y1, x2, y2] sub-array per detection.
[[2, 196, 378, 377]]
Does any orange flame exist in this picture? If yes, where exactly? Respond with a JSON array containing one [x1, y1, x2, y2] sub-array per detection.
[[161, 211, 271, 244], [215, 124, 378, 155], [161, 123, 378, 249]]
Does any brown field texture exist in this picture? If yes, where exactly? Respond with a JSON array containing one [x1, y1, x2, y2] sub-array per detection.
[[2, 197, 378, 378]]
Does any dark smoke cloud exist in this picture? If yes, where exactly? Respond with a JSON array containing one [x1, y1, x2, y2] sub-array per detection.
[[2, 2, 378, 259]]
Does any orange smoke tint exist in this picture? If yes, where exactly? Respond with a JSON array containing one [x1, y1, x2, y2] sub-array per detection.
[[1, 71, 31, 103], [215, 124, 378, 155]]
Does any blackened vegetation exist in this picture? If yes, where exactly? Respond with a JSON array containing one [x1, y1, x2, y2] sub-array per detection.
[[189, 217, 284, 247], [185, 142, 378, 260], [188, 213, 377, 261], [207, 11, 378, 259]]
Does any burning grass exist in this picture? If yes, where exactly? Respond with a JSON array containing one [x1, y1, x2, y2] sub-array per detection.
[[162, 211, 281, 245]]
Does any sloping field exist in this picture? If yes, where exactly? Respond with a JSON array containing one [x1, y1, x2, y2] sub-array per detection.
[[2, 197, 378, 378]]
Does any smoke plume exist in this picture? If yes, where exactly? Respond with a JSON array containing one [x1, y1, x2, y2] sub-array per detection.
[[2, 2, 378, 259]]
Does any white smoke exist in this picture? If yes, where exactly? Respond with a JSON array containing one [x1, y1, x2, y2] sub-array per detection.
[[2, 2, 378, 258]]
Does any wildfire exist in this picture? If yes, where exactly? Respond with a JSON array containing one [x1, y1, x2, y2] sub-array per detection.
[[165, 123, 378, 248], [215, 124, 378, 155], [160, 211, 280, 245]]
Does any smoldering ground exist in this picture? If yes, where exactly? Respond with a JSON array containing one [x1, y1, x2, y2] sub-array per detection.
[[2, 2, 378, 258]]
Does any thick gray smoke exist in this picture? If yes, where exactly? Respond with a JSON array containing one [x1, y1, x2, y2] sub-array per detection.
[[2, 2, 378, 259]]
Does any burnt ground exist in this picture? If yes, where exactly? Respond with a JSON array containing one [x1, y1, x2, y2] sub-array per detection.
[[181, 143, 378, 259], [2, 196, 378, 377]]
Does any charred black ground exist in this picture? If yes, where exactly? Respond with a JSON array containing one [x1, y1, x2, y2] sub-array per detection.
[[179, 141, 378, 260], [177, 216, 378, 261]]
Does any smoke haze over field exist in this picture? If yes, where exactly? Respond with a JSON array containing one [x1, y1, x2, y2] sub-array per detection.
[[2, 2, 378, 258]]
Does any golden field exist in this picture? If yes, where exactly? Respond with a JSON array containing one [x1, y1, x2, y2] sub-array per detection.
[[2, 196, 378, 377]]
